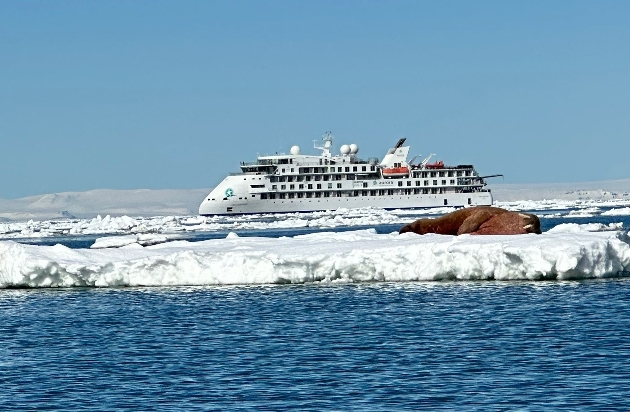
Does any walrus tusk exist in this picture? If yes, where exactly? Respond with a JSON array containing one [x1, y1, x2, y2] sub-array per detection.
[[524, 224, 533, 229]]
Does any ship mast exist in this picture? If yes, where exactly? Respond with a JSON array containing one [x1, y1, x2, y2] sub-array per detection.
[[313, 131, 334, 158]]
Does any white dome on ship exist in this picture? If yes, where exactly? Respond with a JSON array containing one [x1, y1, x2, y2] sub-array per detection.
[[340, 144, 351, 155], [290, 145, 301, 155], [349, 144, 359, 154]]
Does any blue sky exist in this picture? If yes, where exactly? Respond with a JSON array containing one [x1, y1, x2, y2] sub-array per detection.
[[1, 0, 628, 198]]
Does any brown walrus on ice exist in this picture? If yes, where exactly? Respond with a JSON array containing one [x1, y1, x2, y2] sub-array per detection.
[[399, 206, 541, 236]]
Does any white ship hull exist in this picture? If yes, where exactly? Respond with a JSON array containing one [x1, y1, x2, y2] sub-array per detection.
[[199, 191, 492, 215]]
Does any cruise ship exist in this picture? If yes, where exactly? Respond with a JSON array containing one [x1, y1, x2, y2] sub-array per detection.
[[199, 132, 494, 216]]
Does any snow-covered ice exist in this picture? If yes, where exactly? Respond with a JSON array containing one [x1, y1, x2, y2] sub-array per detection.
[[1, 227, 629, 288], [2, 198, 630, 240]]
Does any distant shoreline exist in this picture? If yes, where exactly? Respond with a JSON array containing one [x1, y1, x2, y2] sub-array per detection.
[[1, 179, 629, 221]]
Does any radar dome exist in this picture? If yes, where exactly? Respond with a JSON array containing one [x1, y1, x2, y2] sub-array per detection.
[[290, 145, 301, 155], [349, 144, 359, 154], [340, 144, 351, 155]]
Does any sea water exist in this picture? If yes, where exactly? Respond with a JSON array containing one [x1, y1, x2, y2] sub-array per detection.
[[2, 282, 630, 410], [2, 212, 630, 410]]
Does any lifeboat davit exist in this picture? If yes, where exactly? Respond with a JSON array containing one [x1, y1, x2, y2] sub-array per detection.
[[425, 160, 444, 169], [382, 166, 410, 177]]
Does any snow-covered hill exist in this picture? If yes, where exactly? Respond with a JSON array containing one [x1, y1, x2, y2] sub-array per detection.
[[1, 179, 630, 221]]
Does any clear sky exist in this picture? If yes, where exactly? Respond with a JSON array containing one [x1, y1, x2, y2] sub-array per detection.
[[1, 0, 628, 199]]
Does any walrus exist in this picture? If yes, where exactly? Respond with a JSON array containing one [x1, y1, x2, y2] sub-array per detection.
[[399, 206, 541, 236]]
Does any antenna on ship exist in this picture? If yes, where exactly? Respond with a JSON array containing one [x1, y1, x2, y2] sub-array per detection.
[[314, 131, 334, 157]]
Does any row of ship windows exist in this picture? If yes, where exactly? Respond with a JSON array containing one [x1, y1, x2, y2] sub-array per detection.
[[269, 179, 457, 191], [278, 166, 473, 178], [259, 188, 459, 199], [270, 172, 472, 182]]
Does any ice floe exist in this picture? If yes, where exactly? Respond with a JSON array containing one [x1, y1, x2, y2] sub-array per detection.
[[2, 198, 630, 240], [1, 227, 629, 288]]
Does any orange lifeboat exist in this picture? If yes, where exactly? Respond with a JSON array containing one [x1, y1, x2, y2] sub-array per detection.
[[425, 160, 444, 169], [382, 166, 410, 177]]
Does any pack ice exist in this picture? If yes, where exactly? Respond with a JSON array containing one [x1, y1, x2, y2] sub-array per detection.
[[1, 224, 629, 288]]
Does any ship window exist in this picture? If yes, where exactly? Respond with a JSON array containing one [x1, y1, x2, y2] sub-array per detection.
[[323, 175, 329, 181], [362, 166, 366, 172], [338, 167, 342, 172], [318, 192, 324, 198], [370, 166, 375, 171], [269, 194, 276, 199], [442, 180, 446, 185], [439, 172, 445, 177], [415, 181, 420, 186], [288, 193, 295, 198], [305, 176, 311, 181], [290, 184, 295, 190], [279, 193, 286, 199], [450, 179, 455, 185], [316, 184, 321, 189], [353, 166, 357, 172], [306, 192, 312, 198], [328, 183, 332, 188], [424, 180, 429, 186], [337, 183, 342, 188], [423, 189, 429, 194], [468, 198, 472, 204], [308, 184, 313, 189], [414, 189, 420, 194], [297, 193, 304, 198], [387, 190, 394, 195], [444, 199, 448, 205], [347, 175, 354, 180], [290, 159, 293, 164], [299, 184, 304, 189], [431, 188, 438, 194], [260, 194, 267, 199], [272, 185, 277, 190], [314, 175, 321, 181], [363, 182, 368, 188], [433, 180, 438, 185], [288, 176, 294, 182], [378, 190, 385, 196], [345, 167, 350, 172], [448, 171, 454, 177], [430, 172, 437, 177], [281, 185, 286, 190], [282, 169, 285, 173], [398, 181, 403, 187], [362, 191, 368, 196], [407, 181, 411, 186]]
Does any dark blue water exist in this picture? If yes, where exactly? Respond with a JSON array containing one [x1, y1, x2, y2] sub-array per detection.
[[2, 281, 630, 410]]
